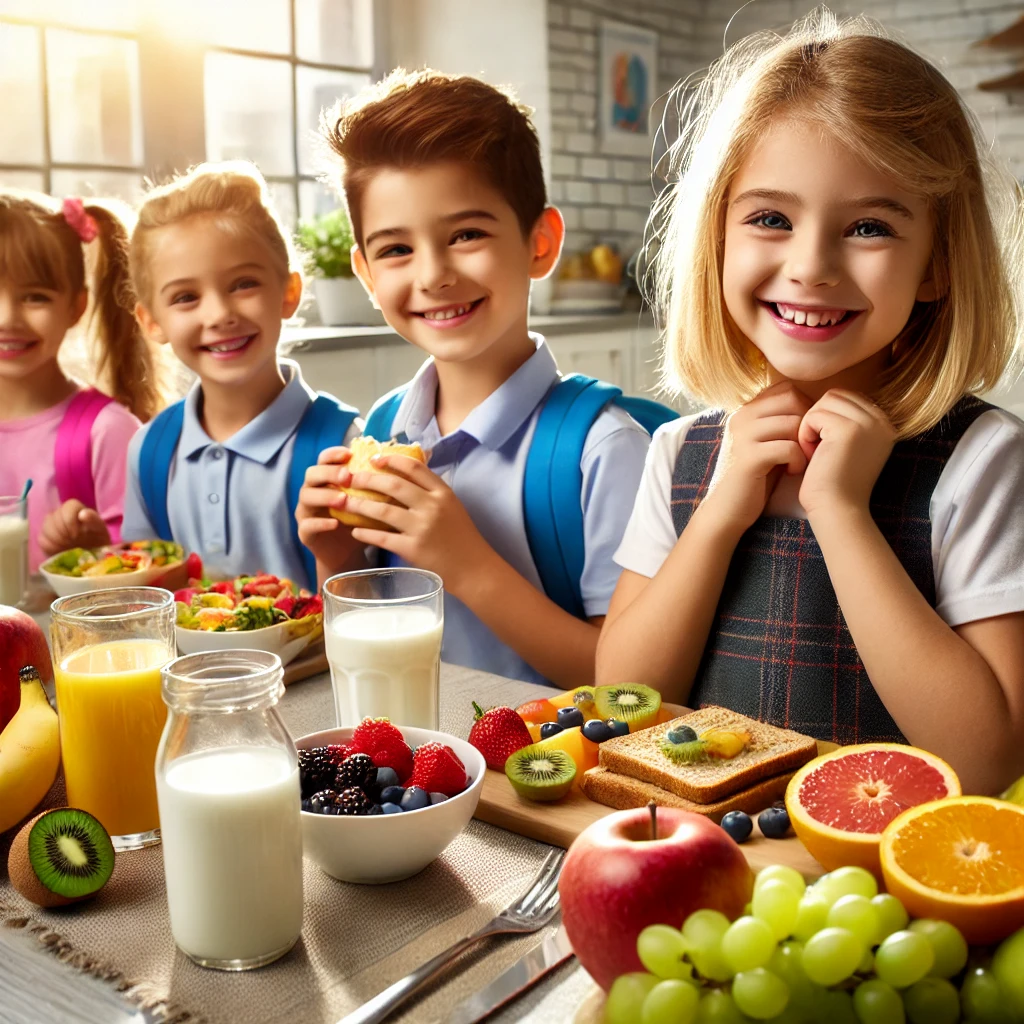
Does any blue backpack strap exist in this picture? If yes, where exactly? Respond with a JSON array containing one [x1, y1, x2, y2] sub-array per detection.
[[363, 385, 409, 442], [138, 400, 186, 542], [614, 394, 680, 434], [288, 392, 360, 590]]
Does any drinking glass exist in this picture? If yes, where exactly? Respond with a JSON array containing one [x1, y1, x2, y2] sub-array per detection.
[[0, 495, 29, 608], [50, 587, 175, 850], [323, 568, 443, 729]]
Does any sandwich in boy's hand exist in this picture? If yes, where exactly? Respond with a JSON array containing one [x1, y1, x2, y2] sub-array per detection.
[[580, 706, 818, 822], [330, 435, 427, 531]]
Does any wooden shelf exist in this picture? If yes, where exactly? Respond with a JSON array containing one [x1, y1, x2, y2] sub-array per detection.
[[975, 14, 1024, 49], [978, 68, 1024, 92]]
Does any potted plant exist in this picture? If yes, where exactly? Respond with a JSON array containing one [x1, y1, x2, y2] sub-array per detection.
[[296, 207, 377, 326]]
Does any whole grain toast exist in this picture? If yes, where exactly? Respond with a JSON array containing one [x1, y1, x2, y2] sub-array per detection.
[[580, 765, 797, 823], [597, 706, 818, 805]]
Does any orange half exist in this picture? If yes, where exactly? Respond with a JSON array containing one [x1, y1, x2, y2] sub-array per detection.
[[879, 796, 1024, 944]]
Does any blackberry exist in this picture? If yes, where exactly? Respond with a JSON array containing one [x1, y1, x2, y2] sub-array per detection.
[[309, 788, 340, 814], [337, 787, 374, 815], [299, 748, 338, 798], [334, 753, 375, 791]]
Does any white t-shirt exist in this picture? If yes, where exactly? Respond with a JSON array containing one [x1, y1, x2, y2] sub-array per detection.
[[614, 406, 1024, 629]]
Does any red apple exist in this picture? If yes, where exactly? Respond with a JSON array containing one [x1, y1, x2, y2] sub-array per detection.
[[0, 606, 53, 734], [559, 806, 753, 990]]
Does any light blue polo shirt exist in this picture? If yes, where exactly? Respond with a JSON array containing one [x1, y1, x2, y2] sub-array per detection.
[[121, 360, 360, 588], [379, 335, 651, 687]]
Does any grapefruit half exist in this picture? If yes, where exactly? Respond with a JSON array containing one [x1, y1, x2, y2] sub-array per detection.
[[785, 743, 960, 878]]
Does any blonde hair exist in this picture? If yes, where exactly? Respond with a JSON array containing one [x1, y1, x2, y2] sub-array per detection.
[[130, 161, 296, 307], [650, 10, 1024, 438], [0, 190, 165, 422]]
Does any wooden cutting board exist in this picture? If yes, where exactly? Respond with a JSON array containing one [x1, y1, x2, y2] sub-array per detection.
[[282, 640, 328, 686]]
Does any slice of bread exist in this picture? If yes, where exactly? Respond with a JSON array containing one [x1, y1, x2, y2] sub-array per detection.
[[330, 436, 427, 530], [597, 706, 818, 805], [580, 765, 796, 823]]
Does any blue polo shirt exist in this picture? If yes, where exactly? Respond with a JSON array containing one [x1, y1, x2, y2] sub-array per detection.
[[378, 335, 651, 686], [121, 360, 360, 587]]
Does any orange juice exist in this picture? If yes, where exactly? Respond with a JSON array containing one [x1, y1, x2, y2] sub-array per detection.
[[55, 638, 170, 838]]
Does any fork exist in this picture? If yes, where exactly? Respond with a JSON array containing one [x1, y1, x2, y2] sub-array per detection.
[[338, 848, 565, 1024]]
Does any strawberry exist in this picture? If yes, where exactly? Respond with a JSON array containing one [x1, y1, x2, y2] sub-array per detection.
[[173, 587, 199, 606], [185, 551, 203, 583], [292, 594, 323, 619], [350, 717, 414, 782], [409, 742, 468, 796], [210, 580, 235, 596], [468, 702, 532, 771]]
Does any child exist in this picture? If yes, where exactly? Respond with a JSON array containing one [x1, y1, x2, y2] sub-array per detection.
[[596, 14, 1024, 795], [120, 162, 361, 590], [0, 191, 160, 572], [296, 70, 655, 688]]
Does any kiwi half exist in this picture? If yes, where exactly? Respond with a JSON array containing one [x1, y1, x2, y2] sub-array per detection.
[[593, 683, 662, 731], [8, 808, 115, 907], [504, 745, 576, 802]]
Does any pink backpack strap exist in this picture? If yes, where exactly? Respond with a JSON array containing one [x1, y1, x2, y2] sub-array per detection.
[[54, 389, 115, 509]]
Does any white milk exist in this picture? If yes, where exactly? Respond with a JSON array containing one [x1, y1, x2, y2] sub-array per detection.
[[0, 515, 28, 607], [326, 606, 443, 729], [157, 746, 303, 965]]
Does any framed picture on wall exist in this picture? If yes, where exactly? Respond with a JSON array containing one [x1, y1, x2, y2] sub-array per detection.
[[598, 19, 658, 156]]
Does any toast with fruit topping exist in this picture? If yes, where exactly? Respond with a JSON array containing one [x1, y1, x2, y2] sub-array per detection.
[[595, 706, 817, 804]]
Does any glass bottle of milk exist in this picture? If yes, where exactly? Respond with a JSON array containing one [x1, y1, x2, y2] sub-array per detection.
[[0, 495, 29, 608], [155, 650, 303, 971]]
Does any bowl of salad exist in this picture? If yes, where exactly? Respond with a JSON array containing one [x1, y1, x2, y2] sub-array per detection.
[[40, 540, 190, 597], [174, 573, 324, 666]]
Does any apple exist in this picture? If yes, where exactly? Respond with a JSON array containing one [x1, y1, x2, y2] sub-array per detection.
[[0, 606, 53, 734], [559, 806, 753, 990]]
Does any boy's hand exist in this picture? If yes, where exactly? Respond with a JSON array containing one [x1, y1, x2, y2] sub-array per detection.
[[798, 389, 895, 519], [345, 454, 493, 595], [39, 500, 111, 555], [295, 446, 364, 573], [700, 382, 812, 536]]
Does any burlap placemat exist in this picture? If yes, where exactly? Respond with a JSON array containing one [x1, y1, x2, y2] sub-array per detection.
[[0, 664, 582, 1024]]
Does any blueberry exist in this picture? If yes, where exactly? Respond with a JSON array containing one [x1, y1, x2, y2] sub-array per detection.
[[381, 802, 403, 814], [380, 785, 406, 805], [367, 804, 383, 815], [309, 789, 340, 814], [581, 719, 614, 744], [401, 786, 430, 811], [374, 767, 400, 791], [429, 792, 448, 805], [666, 725, 699, 745], [720, 810, 753, 844], [606, 718, 629, 738], [758, 806, 791, 839], [556, 706, 584, 729], [300, 798, 313, 813], [540, 722, 564, 739]]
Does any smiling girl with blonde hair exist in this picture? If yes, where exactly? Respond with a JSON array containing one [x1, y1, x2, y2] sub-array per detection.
[[597, 11, 1024, 794]]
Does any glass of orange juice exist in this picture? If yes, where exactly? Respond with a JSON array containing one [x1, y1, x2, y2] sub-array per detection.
[[50, 587, 175, 851]]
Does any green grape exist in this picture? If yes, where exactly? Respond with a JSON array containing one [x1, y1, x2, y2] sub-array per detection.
[[637, 924, 694, 980], [641, 978, 700, 1024], [873, 931, 934, 989], [756, 864, 807, 898], [769, 940, 819, 1016], [902, 977, 959, 1024], [820, 866, 878, 901], [961, 966, 1015, 1023], [732, 967, 790, 1020], [852, 978, 905, 1024], [696, 989, 746, 1024], [800, 926, 864, 986], [827, 895, 882, 948], [684, 909, 732, 948], [721, 915, 777, 973], [870, 894, 909, 942], [906, 919, 967, 979], [992, 925, 1024, 1016], [793, 893, 831, 942], [810, 987, 859, 1024], [606, 972, 660, 1024], [690, 944, 734, 983], [753, 879, 801, 940], [858, 948, 874, 974]]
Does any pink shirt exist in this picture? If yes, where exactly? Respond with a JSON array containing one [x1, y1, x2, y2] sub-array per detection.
[[0, 392, 141, 572]]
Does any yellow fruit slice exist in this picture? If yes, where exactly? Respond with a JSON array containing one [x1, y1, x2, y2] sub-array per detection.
[[879, 796, 1024, 944], [536, 726, 599, 778], [549, 686, 596, 711]]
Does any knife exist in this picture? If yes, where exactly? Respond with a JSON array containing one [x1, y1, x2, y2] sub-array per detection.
[[446, 923, 575, 1024]]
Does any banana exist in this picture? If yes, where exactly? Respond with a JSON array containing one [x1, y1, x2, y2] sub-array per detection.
[[0, 671, 60, 834]]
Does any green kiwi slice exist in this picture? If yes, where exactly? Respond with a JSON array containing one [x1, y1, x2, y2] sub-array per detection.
[[593, 683, 662, 730], [660, 738, 708, 764], [504, 745, 576, 802], [19, 808, 115, 905]]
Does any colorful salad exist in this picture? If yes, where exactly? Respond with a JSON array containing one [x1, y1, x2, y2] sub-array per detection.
[[175, 574, 323, 633], [43, 540, 186, 578]]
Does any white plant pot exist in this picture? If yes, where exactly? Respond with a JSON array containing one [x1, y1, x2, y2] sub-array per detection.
[[313, 276, 381, 326]]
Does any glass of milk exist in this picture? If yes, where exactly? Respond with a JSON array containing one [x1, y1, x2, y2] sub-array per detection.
[[155, 650, 303, 970], [323, 568, 443, 730], [0, 495, 29, 608]]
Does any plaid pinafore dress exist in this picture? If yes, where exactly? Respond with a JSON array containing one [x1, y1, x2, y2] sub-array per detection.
[[670, 396, 993, 745]]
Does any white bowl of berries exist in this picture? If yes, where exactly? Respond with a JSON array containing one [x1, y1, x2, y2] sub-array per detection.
[[296, 719, 485, 884]]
